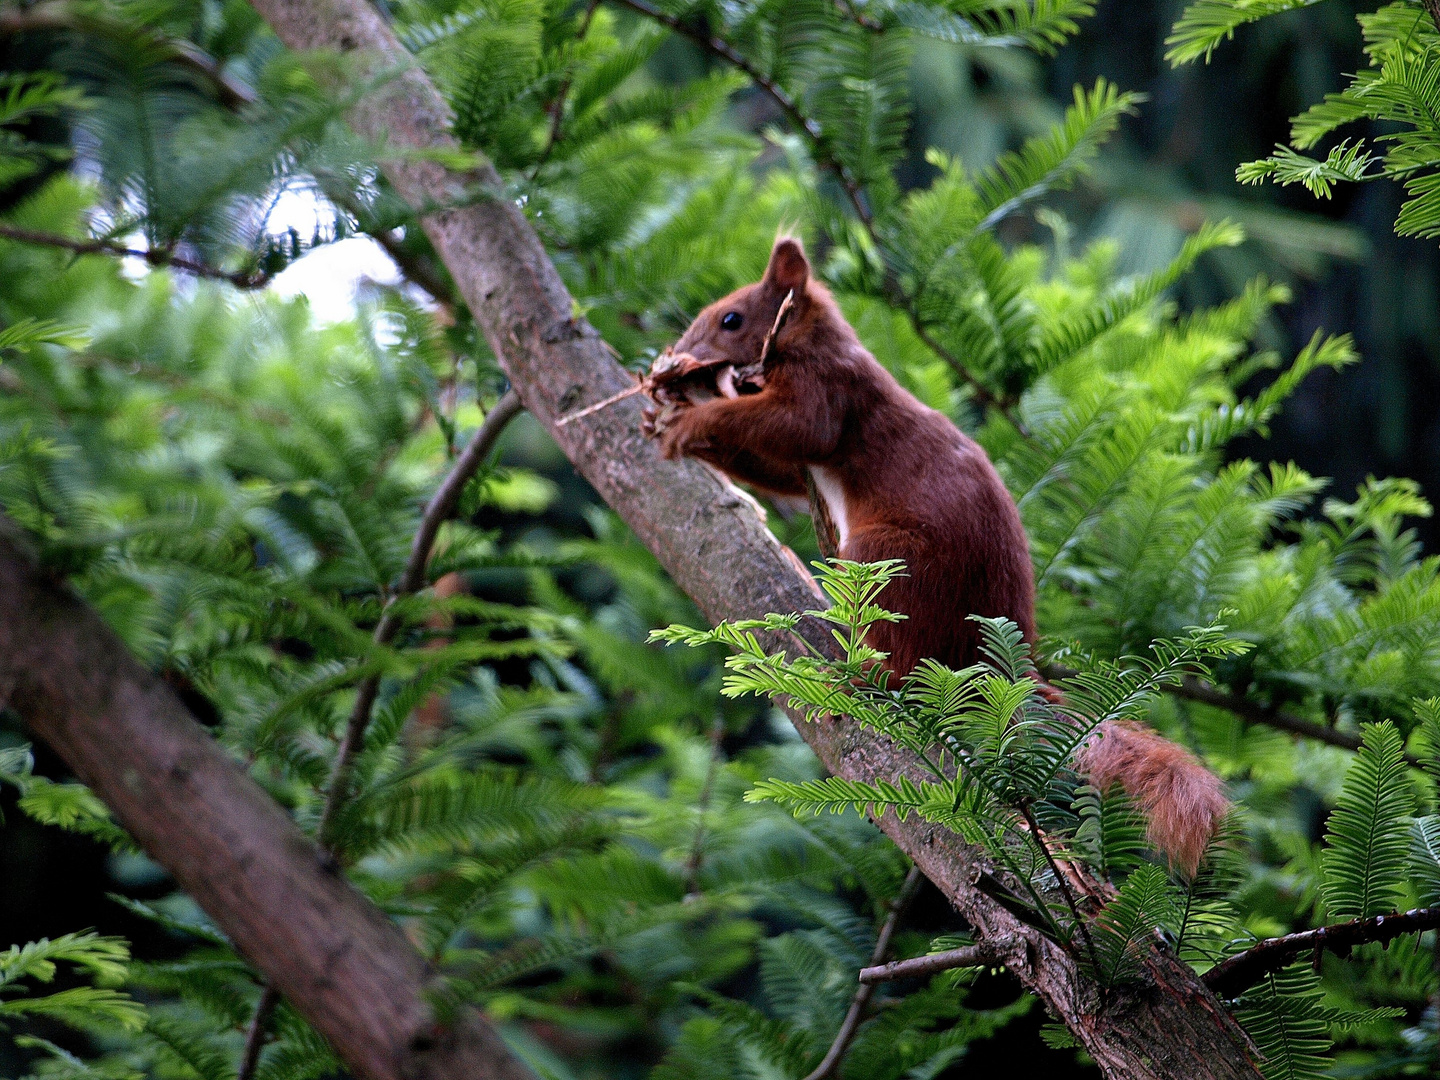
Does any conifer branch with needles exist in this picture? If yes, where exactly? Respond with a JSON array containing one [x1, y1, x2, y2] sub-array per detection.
[[801, 865, 925, 1080], [316, 388, 523, 850], [0, 3, 258, 108]]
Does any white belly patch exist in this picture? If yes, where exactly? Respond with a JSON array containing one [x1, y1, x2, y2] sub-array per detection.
[[808, 466, 850, 548]]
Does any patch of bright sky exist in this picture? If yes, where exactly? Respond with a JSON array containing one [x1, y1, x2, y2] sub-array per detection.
[[265, 186, 404, 325]]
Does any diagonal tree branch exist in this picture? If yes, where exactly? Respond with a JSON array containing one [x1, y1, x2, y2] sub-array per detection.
[[239, 3, 1262, 1075], [236, 985, 280, 1080], [0, 516, 538, 1080], [1044, 662, 1421, 766], [859, 938, 1013, 985], [605, 0, 873, 225]]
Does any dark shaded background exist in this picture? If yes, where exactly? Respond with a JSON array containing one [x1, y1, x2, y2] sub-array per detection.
[[1057, 0, 1440, 550]]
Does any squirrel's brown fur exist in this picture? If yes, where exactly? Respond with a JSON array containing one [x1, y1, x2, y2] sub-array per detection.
[[1074, 720, 1228, 878], [651, 236, 1228, 873]]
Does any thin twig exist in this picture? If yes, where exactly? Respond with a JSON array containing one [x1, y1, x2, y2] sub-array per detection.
[[830, 0, 885, 32], [682, 714, 727, 896], [316, 389, 524, 848], [530, 0, 603, 182], [236, 985, 280, 1080], [0, 224, 269, 288], [1204, 907, 1440, 999], [605, 0, 871, 225], [309, 176, 459, 310], [0, 3, 258, 108], [366, 226, 456, 310], [1043, 663, 1422, 767], [859, 937, 1014, 985], [802, 866, 925, 1080], [1171, 674, 1423, 766], [1020, 800, 1097, 968], [887, 281, 1017, 421]]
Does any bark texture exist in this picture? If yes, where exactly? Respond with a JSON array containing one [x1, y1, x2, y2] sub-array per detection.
[[0, 521, 536, 1080], [240, 2, 1265, 1076]]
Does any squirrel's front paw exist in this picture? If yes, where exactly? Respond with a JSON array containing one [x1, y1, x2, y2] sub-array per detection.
[[659, 423, 688, 459], [659, 418, 707, 460]]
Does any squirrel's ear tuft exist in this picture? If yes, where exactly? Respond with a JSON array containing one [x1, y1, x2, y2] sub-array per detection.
[[764, 237, 810, 292]]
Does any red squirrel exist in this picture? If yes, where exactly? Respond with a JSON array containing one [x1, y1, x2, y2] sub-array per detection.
[[647, 236, 1226, 877]]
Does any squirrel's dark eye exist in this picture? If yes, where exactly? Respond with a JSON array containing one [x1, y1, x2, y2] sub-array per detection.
[[720, 311, 743, 331]]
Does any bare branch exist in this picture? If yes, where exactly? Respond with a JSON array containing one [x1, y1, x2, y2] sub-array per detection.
[[830, 0, 886, 33], [530, 0, 603, 182], [1204, 907, 1440, 999], [0, 224, 269, 288], [682, 714, 727, 896], [365, 224, 457, 309], [859, 938, 1015, 985], [890, 288, 1015, 418], [1043, 663, 1422, 767], [236, 985, 281, 1080], [803, 866, 924, 1080], [1169, 675, 1418, 763], [316, 389, 523, 849]]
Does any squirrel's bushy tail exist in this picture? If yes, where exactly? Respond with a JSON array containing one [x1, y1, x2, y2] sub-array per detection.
[[1075, 720, 1228, 878]]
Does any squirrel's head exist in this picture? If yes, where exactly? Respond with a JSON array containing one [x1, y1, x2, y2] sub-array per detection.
[[670, 236, 815, 370]]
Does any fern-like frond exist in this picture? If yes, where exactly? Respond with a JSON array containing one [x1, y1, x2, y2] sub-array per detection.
[[971, 78, 1141, 230], [1166, 0, 1325, 66], [1237, 142, 1377, 199], [1320, 721, 1414, 921]]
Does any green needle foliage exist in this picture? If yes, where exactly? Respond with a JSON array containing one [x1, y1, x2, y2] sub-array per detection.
[[1173, 1, 1440, 241], [1, 1, 1440, 1078], [1319, 722, 1414, 921]]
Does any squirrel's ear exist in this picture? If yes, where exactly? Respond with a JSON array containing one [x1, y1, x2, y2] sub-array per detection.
[[763, 237, 809, 292]]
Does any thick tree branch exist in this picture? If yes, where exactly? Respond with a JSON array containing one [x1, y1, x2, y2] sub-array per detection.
[[0, 518, 537, 1080], [1204, 907, 1440, 999], [239, 3, 1263, 1075], [0, 224, 269, 288]]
